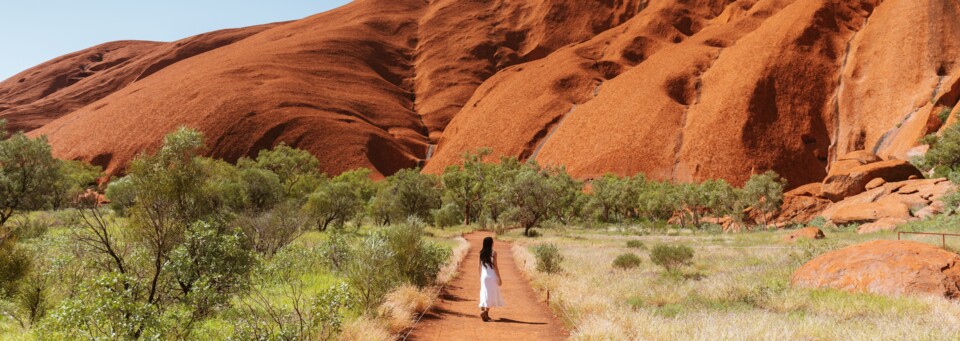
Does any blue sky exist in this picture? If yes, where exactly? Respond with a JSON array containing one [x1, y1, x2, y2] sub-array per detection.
[[0, 1, 351, 81]]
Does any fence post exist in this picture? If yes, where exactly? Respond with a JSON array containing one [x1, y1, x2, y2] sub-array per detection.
[[944, 234, 947, 249]]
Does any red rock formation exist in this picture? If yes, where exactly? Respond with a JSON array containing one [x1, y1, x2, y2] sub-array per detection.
[[1, 0, 958, 184], [792, 240, 960, 298], [783, 227, 825, 243], [0, 25, 276, 133]]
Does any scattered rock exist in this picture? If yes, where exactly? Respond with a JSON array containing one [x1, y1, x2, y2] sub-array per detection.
[[792, 240, 960, 298], [865, 178, 886, 190], [829, 200, 910, 225], [821, 158, 924, 202], [783, 227, 825, 243], [786, 183, 822, 197], [856, 217, 908, 234], [778, 195, 833, 224]]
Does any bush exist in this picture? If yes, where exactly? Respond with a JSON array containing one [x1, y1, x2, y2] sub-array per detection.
[[384, 219, 451, 288], [9, 213, 55, 240], [650, 244, 694, 272], [431, 203, 462, 228], [345, 233, 399, 311], [612, 253, 642, 270], [531, 243, 563, 274], [626, 240, 646, 249]]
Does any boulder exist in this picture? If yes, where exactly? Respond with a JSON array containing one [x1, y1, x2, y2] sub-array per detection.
[[783, 227, 825, 243], [828, 200, 910, 225], [786, 183, 822, 197], [792, 240, 960, 298], [856, 217, 908, 234], [865, 178, 886, 190], [777, 195, 833, 224], [821, 159, 924, 202], [838, 150, 884, 164]]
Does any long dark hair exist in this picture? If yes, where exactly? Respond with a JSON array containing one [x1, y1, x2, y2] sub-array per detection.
[[479, 237, 494, 268]]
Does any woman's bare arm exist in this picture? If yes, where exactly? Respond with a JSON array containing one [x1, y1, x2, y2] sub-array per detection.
[[493, 251, 502, 286]]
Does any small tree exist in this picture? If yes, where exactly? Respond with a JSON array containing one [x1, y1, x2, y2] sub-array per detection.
[[377, 169, 441, 222], [916, 124, 960, 177], [441, 149, 491, 225], [0, 131, 63, 229], [743, 171, 786, 226], [239, 143, 323, 199], [530, 243, 563, 274], [502, 165, 555, 236], [650, 244, 694, 272], [612, 253, 642, 270], [304, 180, 361, 231]]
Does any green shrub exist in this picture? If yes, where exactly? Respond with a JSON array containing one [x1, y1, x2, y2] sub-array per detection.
[[612, 253, 643, 270], [384, 219, 450, 288], [626, 240, 646, 249], [650, 244, 694, 272], [345, 233, 399, 311], [9, 214, 55, 240], [939, 106, 954, 123], [431, 203, 462, 228], [531, 243, 563, 274]]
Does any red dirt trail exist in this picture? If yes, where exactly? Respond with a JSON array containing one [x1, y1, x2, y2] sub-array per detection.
[[407, 232, 568, 341]]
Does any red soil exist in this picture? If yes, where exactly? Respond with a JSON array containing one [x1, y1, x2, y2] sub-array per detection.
[[3, 0, 959, 185], [407, 232, 567, 341]]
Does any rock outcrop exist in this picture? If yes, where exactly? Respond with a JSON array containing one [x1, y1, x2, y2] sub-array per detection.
[[792, 240, 960, 298], [1, 0, 958, 183], [783, 227, 825, 243]]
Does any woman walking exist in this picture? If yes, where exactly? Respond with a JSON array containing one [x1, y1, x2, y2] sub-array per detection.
[[478, 236, 504, 321]]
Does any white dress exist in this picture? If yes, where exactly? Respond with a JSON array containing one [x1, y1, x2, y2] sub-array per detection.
[[479, 252, 505, 308]]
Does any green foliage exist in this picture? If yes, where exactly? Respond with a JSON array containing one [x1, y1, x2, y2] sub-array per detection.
[[384, 220, 450, 288], [431, 202, 462, 228], [501, 163, 581, 236], [304, 179, 362, 231], [938, 106, 954, 123], [38, 273, 159, 340], [612, 253, 643, 270], [0, 132, 63, 227], [650, 244, 695, 272], [441, 149, 491, 225], [371, 169, 441, 224], [234, 201, 306, 257], [166, 221, 255, 315], [233, 282, 352, 341], [319, 230, 351, 272], [743, 171, 786, 226], [530, 243, 563, 274], [50, 160, 102, 210], [345, 233, 399, 311], [237, 167, 284, 211], [808, 216, 828, 228], [0, 240, 31, 297], [626, 240, 646, 249], [239, 142, 323, 199], [916, 124, 960, 177]]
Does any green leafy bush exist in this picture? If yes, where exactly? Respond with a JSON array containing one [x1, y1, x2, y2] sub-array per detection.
[[626, 240, 646, 249], [612, 253, 642, 270], [650, 244, 694, 272], [531, 243, 563, 274]]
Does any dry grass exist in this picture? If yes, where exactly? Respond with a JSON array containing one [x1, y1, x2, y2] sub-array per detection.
[[437, 236, 470, 285], [378, 284, 435, 334], [339, 315, 392, 341], [511, 227, 960, 340], [366, 237, 470, 340]]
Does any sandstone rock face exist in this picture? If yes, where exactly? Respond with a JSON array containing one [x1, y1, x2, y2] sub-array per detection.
[[856, 218, 908, 234], [792, 240, 960, 298], [817, 178, 953, 227], [821, 159, 924, 202], [783, 227, 825, 243], [0, 25, 276, 133], [1, 0, 958, 183]]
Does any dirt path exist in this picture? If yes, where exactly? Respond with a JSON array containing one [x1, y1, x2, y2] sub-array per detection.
[[407, 232, 568, 341]]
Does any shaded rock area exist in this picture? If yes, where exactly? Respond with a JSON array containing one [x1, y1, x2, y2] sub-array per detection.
[[792, 240, 960, 298], [776, 150, 953, 232]]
